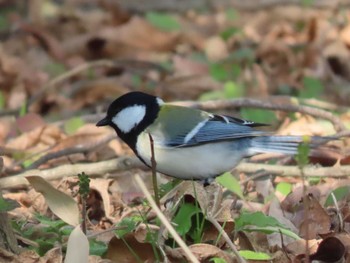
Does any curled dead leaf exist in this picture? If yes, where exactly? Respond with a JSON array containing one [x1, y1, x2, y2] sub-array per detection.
[[26, 175, 80, 226]]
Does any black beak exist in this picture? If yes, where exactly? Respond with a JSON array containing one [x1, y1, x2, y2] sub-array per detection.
[[96, 117, 110, 127]]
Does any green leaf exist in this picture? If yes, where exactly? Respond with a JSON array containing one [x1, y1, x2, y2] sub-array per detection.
[[235, 212, 285, 231], [209, 63, 229, 82], [220, 27, 240, 41], [0, 91, 5, 109], [224, 81, 244, 98], [296, 136, 311, 167], [172, 203, 201, 235], [242, 225, 300, 240], [275, 182, 292, 196], [232, 47, 255, 62], [301, 0, 315, 7], [36, 214, 67, 229], [0, 196, 19, 212], [225, 8, 238, 21], [159, 179, 181, 197], [89, 239, 108, 256], [23, 159, 34, 168], [240, 108, 277, 124], [78, 172, 90, 197], [216, 172, 243, 199], [146, 12, 180, 31], [0, 7, 12, 31], [115, 216, 143, 238], [45, 62, 66, 77], [235, 212, 300, 240], [325, 186, 350, 207], [64, 117, 85, 135], [209, 62, 241, 82], [210, 258, 228, 263], [239, 250, 271, 260], [19, 101, 27, 117], [299, 76, 324, 99]]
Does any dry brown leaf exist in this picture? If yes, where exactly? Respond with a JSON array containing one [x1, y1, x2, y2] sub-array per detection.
[[163, 181, 209, 212], [42, 247, 63, 263], [204, 36, 229, 62], [89, 178, 112, 218], [63, 16, 179, 58], [134, 223, 160, 243], [88, 255, 114, 263], [172, 55, 209, 76], [6, 125, 63, 151], [50, 131, 106, 152], [298, 194, 331, 239], [105, 234, 160, 263], [16, 113, 46, 133], [285, 238, 319, 256], [267, 199, 298, 247], [281, 185, 321, 212], [168, 243, 232, 262], [26, 175, 80, 226], [160, 75, 222, 100], [71, 77, 129, 108]]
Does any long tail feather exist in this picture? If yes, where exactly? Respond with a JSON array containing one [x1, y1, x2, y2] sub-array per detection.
[[249, 136, 332, 156]]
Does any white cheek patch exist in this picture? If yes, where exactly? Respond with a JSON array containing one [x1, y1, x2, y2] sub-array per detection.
[[156, 97, 164, 105], [112, 105, 146, 133]]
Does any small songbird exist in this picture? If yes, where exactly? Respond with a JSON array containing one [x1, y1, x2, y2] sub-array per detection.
[[97, 91, 319, 184]]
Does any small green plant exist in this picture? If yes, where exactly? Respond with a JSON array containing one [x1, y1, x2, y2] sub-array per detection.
[[235, 211, 300, 240], [172, 202, 203, 242], [78, 172, 90, 234], [299, 76, 324, 99], [12, 214, 72, 256], [296, 136, 311, 168]]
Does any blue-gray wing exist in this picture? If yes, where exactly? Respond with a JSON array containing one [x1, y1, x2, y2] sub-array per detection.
[[165, 115, 271, 147]]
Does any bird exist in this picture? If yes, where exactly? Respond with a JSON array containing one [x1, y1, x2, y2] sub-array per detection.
[[96, 91, 325, 184]]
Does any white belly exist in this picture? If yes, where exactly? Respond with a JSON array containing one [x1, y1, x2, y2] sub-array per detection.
[[136, 133, 245, 180]]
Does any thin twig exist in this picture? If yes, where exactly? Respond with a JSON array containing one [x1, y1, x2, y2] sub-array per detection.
[[2, 157, 350, 189], [81, 197, 87, 235], [148, 133, 160, 208], [26, 134, 116, 170], [134, 174, 200, 263], [0, 156, 145, 189], [299, 163, 310, 263]]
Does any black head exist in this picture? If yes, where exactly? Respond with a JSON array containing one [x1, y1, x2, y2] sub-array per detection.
[[96, 91, 162, 149]]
